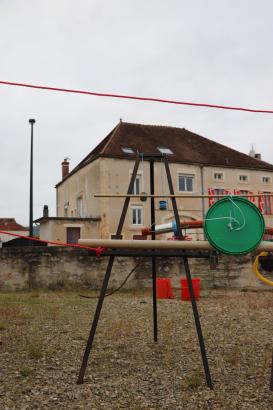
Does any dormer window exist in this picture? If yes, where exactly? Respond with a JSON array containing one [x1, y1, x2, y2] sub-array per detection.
[[122, 147, 134, 154], [157, 147, 173, 155]]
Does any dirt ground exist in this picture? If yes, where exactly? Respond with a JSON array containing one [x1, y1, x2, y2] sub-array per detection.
[[1, 289, 273, 409]]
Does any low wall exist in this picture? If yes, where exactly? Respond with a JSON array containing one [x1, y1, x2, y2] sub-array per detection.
[[0, 246, 268, 291]]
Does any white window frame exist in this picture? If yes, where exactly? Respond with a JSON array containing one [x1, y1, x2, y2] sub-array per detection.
[[262, 176, 272, 185], [133, 174, 142, 195], [178, 174, 194, 193], [238, 174, 249, 184], [131, 205, 143, 226], [213, 171, 224, 182]]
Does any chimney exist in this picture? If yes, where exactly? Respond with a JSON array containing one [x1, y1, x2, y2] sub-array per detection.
[[43, 205, 49, 218], [62, 158, 70, 180], [254, 153, 261, 160]]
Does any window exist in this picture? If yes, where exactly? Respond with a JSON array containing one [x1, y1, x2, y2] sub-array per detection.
[[213, 188, 226, 201], [178, 174, 194, 192], [133, 175, 142, 195], [132, 206, 143, 226], [239, 175, 249, 183], [262, 176, 271, 184], [157, 147, 173, 155], [239, 190, 249, 195], [76, 197, 83, 217], [213, 172, 224, 181], [64, 201, 69, 217], [235, 190, 255, 202], [122, 147, 134, 154], [263, 192, 272, 215]]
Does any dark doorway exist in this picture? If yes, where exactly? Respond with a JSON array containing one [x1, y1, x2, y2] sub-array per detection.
[[67, 227, 81, 244]]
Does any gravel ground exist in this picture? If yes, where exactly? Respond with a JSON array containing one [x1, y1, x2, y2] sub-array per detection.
[[1, 289, 273, 409]]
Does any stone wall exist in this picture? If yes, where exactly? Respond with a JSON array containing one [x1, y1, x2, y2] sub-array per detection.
[[0, 246, 268, 291]]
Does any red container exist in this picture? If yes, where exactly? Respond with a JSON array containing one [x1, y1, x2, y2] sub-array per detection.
[[181, 278, 201, 301], [156, 278, 174, 299]]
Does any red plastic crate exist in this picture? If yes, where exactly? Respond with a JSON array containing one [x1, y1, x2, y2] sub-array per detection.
[[156, 278, 174, 299], [181, 278, 201, 300]]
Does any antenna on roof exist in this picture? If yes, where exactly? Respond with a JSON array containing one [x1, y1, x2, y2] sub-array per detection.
[[249, 144, 255, 158]]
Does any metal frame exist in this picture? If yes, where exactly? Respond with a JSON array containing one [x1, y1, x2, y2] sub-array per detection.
[[271, 354, 273, 391], [77, 154, 213, 388], [80, 249, 211, 258]]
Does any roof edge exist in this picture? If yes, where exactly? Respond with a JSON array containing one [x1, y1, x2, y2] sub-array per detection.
[[34, 216, 101, 223]]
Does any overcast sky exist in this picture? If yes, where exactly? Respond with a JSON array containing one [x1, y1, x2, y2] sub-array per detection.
[[1, 0, 273, 226]]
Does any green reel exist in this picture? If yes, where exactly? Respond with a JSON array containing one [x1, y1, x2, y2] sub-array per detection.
[[204, 196, 265, 255]]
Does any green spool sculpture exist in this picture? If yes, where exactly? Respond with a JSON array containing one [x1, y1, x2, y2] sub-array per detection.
[[204, 196, 265, 255]]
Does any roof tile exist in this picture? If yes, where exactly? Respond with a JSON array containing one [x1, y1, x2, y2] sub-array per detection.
[[0, 218, 28, 231], [57, 122, 273, 185]]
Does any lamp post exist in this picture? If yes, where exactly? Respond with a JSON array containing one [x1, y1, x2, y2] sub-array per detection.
[[29, 119, 35, 240]]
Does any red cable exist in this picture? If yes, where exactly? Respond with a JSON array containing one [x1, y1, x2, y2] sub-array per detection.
[[0, 230, 105, 256], [1, 80, 273, 114]]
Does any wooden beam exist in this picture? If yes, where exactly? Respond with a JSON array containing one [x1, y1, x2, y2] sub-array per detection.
[[78, 239, 273, 252], [94, 193, 273, 199]]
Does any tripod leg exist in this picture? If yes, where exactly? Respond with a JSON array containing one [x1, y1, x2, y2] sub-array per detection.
[[151, 255, 158, 341], [163, 156, 213, 389], [270, 354, 273, 391], [77, 156, 141, 384], [150, 159, 158, 342], [183, 256, 213, 389], [77, 255, 115, 384]]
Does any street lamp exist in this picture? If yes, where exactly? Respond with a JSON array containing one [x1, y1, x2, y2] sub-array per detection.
[[29, 119, 35, 240]]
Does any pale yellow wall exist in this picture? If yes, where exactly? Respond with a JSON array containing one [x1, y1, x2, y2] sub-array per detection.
[[57, 159, 101, 218], [97, 158, 203, 239], [54, 157, 273, 241], [39, 219, 101, 244], [203, 166, 273, 197], [39, 221, 53, 242], [203, 166, 273, 226]]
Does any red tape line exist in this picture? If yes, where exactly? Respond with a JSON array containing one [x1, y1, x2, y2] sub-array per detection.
[[1, 80, 273, 114], [0, 230, 105, 256]]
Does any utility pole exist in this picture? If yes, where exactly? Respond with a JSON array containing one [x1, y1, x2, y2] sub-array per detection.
[[29, 119, 35, 241]]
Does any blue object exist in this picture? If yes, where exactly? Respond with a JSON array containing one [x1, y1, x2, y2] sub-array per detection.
[[159, 200, 168, 210], [172, 221, 178, 235]]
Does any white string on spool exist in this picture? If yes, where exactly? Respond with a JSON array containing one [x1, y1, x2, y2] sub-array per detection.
[[204, 196, 246, 232]]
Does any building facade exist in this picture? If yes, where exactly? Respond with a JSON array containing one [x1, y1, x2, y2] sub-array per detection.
[[37, 122, 273, 243]]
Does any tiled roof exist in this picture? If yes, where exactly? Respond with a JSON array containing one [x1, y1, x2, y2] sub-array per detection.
[[0, 218, 28, 231], [57, 122, 273, 185]]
